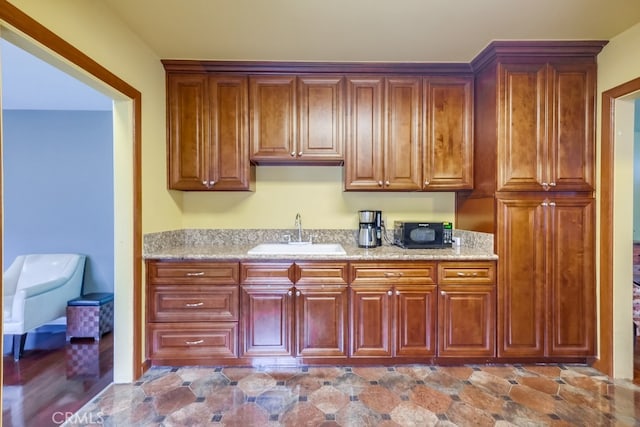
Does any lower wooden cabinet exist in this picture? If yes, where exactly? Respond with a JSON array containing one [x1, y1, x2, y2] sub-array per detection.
[[240, 261, 349, 359], [146, 260, 241, 363], [497, 196, 595, 358], [296, 284, 348, 357], [148, 323, 238, 360], [144, 258, 601, 366], [349, 262, 438, 358], [437, 262, 496, 357], [241, 284, 294, 357]]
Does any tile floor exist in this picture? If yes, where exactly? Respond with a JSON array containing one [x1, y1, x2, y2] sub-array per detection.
[[70, 364, 640, 426]]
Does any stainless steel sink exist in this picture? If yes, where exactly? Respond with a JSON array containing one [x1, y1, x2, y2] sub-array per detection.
[[247, 243, 347, 256]]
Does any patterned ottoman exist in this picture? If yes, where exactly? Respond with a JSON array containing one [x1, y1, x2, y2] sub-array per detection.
[[66, 341, 104, 378], [66, 292, 114, 341]]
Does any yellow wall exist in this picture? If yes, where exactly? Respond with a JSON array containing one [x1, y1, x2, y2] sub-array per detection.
[[597, 21, 640, 378], [181, 166, 455, 229]]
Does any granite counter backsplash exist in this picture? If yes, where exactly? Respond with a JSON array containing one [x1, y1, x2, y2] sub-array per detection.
[[143, 228, 496, 261]]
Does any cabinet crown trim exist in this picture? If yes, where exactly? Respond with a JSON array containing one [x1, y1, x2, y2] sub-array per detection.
[[161, 60, 473, 75], [471, 40, 608, 73]]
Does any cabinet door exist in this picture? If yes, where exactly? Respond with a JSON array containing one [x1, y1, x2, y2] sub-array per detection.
[[423, 76, 473, 190], [167, 73, 210, 190], [547, 197, 595, 356], [497, 197, 546, 357], [496, 62, 547, 191], [350, 287, 392, 357], [344, 76, 384, 190], [438, 285, 495, 357], [240, 262, 295, 357], [395, 285, 437, 357], [384, 77, 422, 190], [297, 76, 344, 162], [546, 63, 595, 192], [249, 75, 296, 161], [241, 285, 293, 357], [296, 285, 348, 358], [209, 75, 252, 190]]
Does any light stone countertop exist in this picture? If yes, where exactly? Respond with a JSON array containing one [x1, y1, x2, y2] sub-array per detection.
[[143, 229, 498, 261]]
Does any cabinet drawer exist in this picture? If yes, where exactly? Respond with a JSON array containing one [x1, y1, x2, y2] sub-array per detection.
[[149, 285, 239, 322], [350, 262, 436, 285], [438, 261, 496, 285], [296, 262, 348, 285], [148, 261, 239, 285], [148, 322, 238, 359], [241, 262, 295, 285]]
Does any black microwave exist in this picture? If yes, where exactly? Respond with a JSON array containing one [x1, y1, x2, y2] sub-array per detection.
[[393, 221, 453, 249]]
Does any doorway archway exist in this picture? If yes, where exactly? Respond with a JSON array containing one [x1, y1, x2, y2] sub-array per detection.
[[596, 76, 640, 377], [0, 1, 143, 383]]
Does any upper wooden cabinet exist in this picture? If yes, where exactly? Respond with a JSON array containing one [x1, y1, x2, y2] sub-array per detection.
[[345, 76, 421, 191], [166, 73, 254, 191], [344, 75, 473, 191], [423, 77, 473, 190], [163, 60, 474, 191], [249, 75, 344, 164], [496, 61, 595, 192]]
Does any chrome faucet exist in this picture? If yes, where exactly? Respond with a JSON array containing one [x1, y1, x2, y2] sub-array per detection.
[[295, 213, 303, 243]]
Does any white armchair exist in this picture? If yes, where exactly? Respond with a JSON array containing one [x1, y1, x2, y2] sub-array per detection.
[[3, 254, 86, 360]]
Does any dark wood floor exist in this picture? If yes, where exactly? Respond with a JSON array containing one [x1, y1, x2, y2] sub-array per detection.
[[2, 330, 113, 427]]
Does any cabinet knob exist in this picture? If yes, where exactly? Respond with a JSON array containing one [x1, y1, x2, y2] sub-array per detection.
[[440, 291, 445, 295], [202, 180, 207, 186], [288, 290, 293, 296], [210, 180, 216, 186], [542, 182, 550, 191], [291, 152, 296, 157], [549, 182, 556, 187], [385, 180, 390, 186], [549, 201, 556, 207], [387, 290, 393, 296], [425, 181, 430, 186], [378, 181, 383, 187], [541, 202, 548, 207], [298, 152, 303, 157], [296, 290, 301, 297], [395, 290, 400, 296]]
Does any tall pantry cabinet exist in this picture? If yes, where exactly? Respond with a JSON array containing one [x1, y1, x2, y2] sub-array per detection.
[[456, 41, 606, 360]]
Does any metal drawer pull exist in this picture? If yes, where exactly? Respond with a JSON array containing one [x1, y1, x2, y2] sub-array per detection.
[[186, 272, 205, 276], [185, 302, 204, 307], [384, 272, 403, 277], [456, 272, 479, 277], [185, 339, 204, 345]]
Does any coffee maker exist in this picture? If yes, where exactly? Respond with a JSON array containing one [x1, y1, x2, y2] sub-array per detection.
[[358, 210, 383, 248]]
